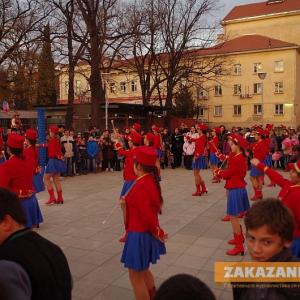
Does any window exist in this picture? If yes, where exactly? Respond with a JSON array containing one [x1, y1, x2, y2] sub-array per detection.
[[214, 85, 222, 96], [131, 81, 137, 92], [253, 83, 263, 94], [233, 64, 241, 75], [275, 60, 284, 72], [75, 80, 81, 95], [110, 82, 116, 93], [233, 105, 241, 116], [197, 87, 208, 100], [274, 81, 283, 93], [214, 105, 222, 116], [198, 107, 204, 117], [233, 84, 242, 95], [274, 104, 284, 115], [64, 82, 69, 95], [254, 104, 262, 115], [253, 63, 262, 74], [120, 82, 126, 93]]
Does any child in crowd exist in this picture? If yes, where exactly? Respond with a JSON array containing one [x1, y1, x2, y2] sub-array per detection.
[[233, 199, 300, 299], [183, 136, 194, 170], [86, 136, 99, 173]]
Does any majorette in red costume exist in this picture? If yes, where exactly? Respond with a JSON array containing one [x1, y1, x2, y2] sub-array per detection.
[[209, 127, 221, 183], [44, 125, 67, 204], [116, 130, 142, 243], [0, 127, 5, 164], [120, 146, 167, 299], [249, 126, 269, 201], [215, 134, 250, 256], [24, 129, 45, 193], [0, 133, 43, 228], [190, 124, 208, 196], [251, 158, 300, 258]]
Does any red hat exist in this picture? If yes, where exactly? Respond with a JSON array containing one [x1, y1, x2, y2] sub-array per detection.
[[25, 129, 38, 140], [152, 125, 159, 132], [145, 133, 155, 144], [128, 131, 142, 145], [49, 125, 59, 134], [228, 134, 249, 150], [7, 133, 25, 149], [266, 124, 274, 131], [213, 127, 221, 134], [253, 127, 265, 136], [199, 124, 208, 131], [134, 146, 157, 167], [288, 160, 300, 174], [132, 123, 141, 131]]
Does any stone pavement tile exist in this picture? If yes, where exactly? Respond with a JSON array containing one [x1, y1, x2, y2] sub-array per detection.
[[173, 254, 207, 270], [159, 265, 199, 279], [219, 290, 234, 300], [69, 259, 100, 280], [159, 252, 181, 265], [165, 241, 190, 254], [77, 251, 111, 266], [185, 244, 217, 258], [150, 262, 170, 277], [194, 237, 224, 248], [170, 233, 199, 244], [91, 285, 134, 300], [111, 272, 131, 289], [96, 241, 122, 256], [177, 224, 206, 236], [64, 247, 89, 261], [72, 279, 107, 299], [70, 238, 103, 251]]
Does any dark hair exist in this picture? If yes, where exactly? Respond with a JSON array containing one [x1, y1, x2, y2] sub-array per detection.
[[0, 188, 27, 225], [136, 163, 163, 205], [27, 138, 36, 146], [245, 198, 294, 242], [8, 147, 24, 159], [154, 274, 215, 300]]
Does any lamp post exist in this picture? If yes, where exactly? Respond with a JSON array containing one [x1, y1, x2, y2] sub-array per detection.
[[258, 72, 267, 127], [102, 73, 110, 129]]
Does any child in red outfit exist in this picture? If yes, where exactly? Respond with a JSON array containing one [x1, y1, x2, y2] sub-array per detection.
[[190, 124, 208, 196], [44, 126, 67, 204], [215, 134, 250, 256], [251, 157, 300, 258], [121, 146, 167, 300]]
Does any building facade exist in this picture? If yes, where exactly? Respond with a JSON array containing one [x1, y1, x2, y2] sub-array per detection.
[[58, 0, 300, 129]]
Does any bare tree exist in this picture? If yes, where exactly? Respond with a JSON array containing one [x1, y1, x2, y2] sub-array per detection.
[[75, 0, 127, 129]]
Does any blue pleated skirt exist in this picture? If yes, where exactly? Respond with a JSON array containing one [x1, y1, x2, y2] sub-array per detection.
[[209, 153, 219, 165], [20, 195, 43, 228], [120, 180, 135, 197], [156, 149, 163, 159], [0, 157, 5, 164], [264, 155, 273, 167], [121, 232, 166, 271], [291, 237, 300, 258], [192, 156, 207, 170], [227, 188, 250, 216], [33, 173, 45, 193], [45, 158, 67, 174], [250, 165, 263, 177]]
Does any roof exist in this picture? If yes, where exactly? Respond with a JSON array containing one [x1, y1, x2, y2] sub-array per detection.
[[192, 34, 298, 56], [223, 0, 300, 22]]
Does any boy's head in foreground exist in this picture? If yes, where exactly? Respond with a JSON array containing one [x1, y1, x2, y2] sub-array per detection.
[[244, 198, 294, 262]]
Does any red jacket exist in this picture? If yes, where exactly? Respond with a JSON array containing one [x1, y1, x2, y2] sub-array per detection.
[[192, 135, 207, 158], [24, 146, 39, 170], [257, 162, 300, 237], [125, 173, 162, 235], [47, 137, 63, 159], [118, 147, 137, 181], [154, 134, 162, 150], [208, 136, 218, 153], [217, 152, 247, 189], [0, 155, 35, 197], [251, 139, 268, 161]]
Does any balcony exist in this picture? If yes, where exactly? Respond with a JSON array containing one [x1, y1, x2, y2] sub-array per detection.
[[240, 94, 253, 99]]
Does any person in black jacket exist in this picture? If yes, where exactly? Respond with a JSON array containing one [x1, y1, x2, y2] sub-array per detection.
[[0, 188, 72, 300], [171, 128, 184, 168]]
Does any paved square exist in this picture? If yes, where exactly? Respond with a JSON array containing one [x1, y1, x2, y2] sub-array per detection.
[[37, 168, 280, 300]]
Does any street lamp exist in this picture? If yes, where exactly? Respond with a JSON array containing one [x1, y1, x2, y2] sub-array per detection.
[[101, 73, 110, 129], [257, 72, 267, 127]]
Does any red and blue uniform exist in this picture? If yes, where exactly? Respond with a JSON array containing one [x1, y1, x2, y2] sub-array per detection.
[[209, 136, 219, 165], [250, 139, 268, 177], [0, 134, 4, 164], [45, 137, 66, 174], [118, 147, 138, 196], [0, 155, 43, 228], [24, 146, 45, 193], [257, 162, 300, 258], [121, 173, 166, 271], [216, 152, 250, 216], [192, 135, 207, 169]]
